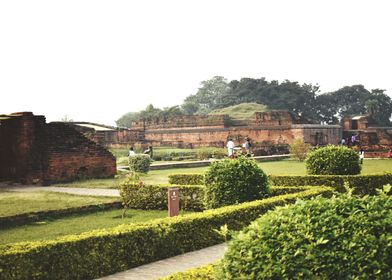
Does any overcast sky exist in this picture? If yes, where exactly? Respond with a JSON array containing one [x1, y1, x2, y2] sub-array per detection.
[[1, 0, 391, 125]]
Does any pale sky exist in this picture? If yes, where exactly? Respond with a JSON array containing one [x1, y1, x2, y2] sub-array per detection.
[[1, 0, 391, 126]]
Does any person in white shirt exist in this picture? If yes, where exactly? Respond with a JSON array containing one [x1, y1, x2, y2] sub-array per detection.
[[359, 148, 365, 164], [128, 147, 136, 157], [227, 138, 235, 158]]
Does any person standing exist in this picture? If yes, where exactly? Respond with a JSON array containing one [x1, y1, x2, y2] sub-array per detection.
[[227, 138, 235, 158], [359, 148, 365, 164], [242, 137, 251, 157], [128, 147, 136, 156]]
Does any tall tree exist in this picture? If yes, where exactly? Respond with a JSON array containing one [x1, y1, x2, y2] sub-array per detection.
[[183, 76, 230, 114]]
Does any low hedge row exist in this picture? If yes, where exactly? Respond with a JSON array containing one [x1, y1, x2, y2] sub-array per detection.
[[269, 173, 392, 195], [168, 173, 392, 195], [168, 174, 205, 185], [0, 186, 332, 280], [160, 263, 217, 280], [120, 184, 206, 211], [119, 182, 307, 211]]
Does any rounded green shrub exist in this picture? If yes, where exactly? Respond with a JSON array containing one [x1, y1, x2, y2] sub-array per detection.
[[128, 154, 152, 173], [305, 145, 361, 175], [204, 156, 269, 209], [218, 194, 392, 280]]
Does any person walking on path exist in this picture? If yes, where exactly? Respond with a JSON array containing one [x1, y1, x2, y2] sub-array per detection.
[[359, 148, 365, 164], [227, 138, 235, 158]]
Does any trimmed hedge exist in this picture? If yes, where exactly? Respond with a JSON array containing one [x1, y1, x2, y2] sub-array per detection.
[[120, 183, 205, 211], [168, 174, 205, 185], [119, 180, 307, 211], [0, 186, 332, 280], [269, 173, 392, 195], [161, 263, 217, 280], [168, 173, 392, 195], [204, 157, 270, 209], [305, 145, 361, 175], [129, 154, 152, 173]]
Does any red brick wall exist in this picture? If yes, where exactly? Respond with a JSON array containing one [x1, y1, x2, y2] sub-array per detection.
[[44, 123, 116, 182], [0, 113, 116, 184]]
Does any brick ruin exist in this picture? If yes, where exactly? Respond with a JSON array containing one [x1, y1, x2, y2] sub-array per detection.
[[342, 115, 392, 157], [0, 112, 116, 184], [73, 111, 342, 155]]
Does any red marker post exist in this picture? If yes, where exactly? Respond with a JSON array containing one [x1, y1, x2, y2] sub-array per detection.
[[168, 187, 180, 217]]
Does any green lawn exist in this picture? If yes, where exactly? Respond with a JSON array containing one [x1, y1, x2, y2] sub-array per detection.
[[0, 191, 119, 217], [0, 209, 189, 244], [50, 159, 392, 188], [54, 178, 120, 189]]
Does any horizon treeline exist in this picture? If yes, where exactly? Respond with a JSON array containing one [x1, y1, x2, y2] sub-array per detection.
[[116, 76, 392, 128]]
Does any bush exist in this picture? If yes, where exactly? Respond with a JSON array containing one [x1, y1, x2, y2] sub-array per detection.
[[269, 173, 392, 195], [289, 139, 312, 161], [0, 186, 332, 280], [128, 154, 152, 173], [305, 145, 361, 175], [204, 157, 269, 209], [161, 263, 217, 280], [196, 148, 226, 160], [120, 180, 205, 211], [218, 193, 392, 279], [168, 174, 205, 185]]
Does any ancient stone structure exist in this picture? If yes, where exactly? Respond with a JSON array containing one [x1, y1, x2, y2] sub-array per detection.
[[342, 115, 392, 157], [72, 111, 342, 155], [70, 122, 144, 147], [0, 112, 116, 184]]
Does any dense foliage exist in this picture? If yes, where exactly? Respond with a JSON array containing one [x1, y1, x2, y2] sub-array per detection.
[[218, 194, 392, 279], [204, 157, 269, 209], [128, 154, 152, 173], [0, 187, 331, 280], [116, 76, 392, 127], [305, 145, 361, 175]]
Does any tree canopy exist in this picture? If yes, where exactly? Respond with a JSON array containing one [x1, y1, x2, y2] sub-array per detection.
[[116, 76, 392, 127]]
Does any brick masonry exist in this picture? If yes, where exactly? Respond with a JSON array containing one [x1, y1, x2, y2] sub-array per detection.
[[73, 111, 342, 151], [0, 112, 116, 184]]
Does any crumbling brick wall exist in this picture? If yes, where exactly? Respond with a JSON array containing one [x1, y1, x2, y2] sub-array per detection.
[[0, 112, 116, 184], [44, 123, 116, 183], [132, 115, 228, 130]]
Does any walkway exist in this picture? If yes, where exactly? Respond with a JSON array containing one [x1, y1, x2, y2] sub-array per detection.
[[97, 243, 226, 280]]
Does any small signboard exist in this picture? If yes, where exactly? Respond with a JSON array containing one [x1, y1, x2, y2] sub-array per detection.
[[168, 187, 180, 217]]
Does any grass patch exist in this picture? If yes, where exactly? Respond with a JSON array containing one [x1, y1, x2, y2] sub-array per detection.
[[53, 178, 120, 189], [52, 159, 392, 188], [0, 191, 119, 217], [209, 102, 268, 120], [0, 209, 190, 244]]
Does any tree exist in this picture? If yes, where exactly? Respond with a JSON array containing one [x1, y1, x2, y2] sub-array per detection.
[[115, 112, 140, 128], [61, 115, 74, 122], [182, 76, 230, 114], [315, 85, 392, 125]]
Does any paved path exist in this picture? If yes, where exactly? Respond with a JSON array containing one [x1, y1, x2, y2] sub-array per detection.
[[1, 185, 120, 197], [97, 243, 226, 280]]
